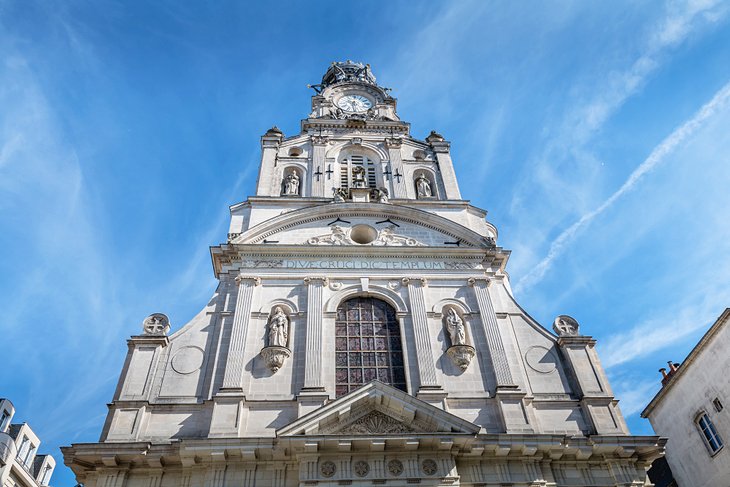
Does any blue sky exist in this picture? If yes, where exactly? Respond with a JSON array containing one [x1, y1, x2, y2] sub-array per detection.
[[1, 1, 729, 485]]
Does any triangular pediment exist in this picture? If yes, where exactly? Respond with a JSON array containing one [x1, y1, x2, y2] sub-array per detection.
[[277, 381, 480, 436]]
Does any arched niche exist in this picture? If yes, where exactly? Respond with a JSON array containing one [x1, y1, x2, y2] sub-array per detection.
[[280, 165, 305, 196], [413, 169, 438, 199]]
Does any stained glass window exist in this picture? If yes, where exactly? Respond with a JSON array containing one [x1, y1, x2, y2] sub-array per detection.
[[335, 297, 406, 397]]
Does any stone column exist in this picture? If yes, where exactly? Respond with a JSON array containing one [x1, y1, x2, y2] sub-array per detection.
[[222, 275, 261, 391], [385, 137, 407, 199], [302, 276, 327, 392], [468, 277, 515, 388], [310, 135, 329, 197], [402, 278, 442, 395]]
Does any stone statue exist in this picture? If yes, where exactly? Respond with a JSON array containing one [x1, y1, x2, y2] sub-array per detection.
[[415, 172, 432, 198], [371, 187, 389, 203], [283, 170, 300, 196], [268, 307, 289, 347], [553, 315, 580, 337], [352, 166, 366, 188], [445, 308, 466, 346], [333, 187, 347, 203]]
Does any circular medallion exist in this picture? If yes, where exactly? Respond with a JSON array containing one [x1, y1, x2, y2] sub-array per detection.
[[353, 460, 369, 477], [171, 346, 204, 375], [525, 346, 558, 374], [320, 461, 336, 478], [387, 459, 404, 476], [422, 459, 438, 476]]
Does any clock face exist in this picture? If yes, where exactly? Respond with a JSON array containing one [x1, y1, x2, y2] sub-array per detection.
[[337, 94, 373, 113]]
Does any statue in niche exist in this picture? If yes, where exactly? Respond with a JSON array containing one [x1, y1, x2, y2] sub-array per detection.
[[415, 172, 433, 198], [445, 308, 466, 346], [268, 307, 289, 347], [553, 315, 580, 337], [333, 187, 347, 203], [352, 166, 366, 188], [371, 187, 389, 203], [283, 170, 300, 196]]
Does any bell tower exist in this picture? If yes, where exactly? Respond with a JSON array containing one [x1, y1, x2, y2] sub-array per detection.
[[254, 60, 461, 203]]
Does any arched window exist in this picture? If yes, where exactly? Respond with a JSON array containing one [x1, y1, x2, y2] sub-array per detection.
[[340, 154, 377, 189], [335, 297, 406, 397]]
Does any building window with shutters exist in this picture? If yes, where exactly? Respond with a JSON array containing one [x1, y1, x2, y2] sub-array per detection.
[[340, 153, 377, 190], [334, 297, 407, 398], [696, 412, 724, 454]]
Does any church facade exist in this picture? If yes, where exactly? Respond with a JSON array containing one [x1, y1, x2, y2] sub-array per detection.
[[63, 61, 664, 487]]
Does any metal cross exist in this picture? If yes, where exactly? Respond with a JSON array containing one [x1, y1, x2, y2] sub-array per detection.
[[383, 166, 393, 181], [393, 169, 403, 183], [314, 166, 323, 181], [325, 164, 334, 180]]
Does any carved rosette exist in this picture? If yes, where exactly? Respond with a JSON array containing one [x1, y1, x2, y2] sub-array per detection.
[[260, 345, 291, 373], [446, 344, 476, 371]]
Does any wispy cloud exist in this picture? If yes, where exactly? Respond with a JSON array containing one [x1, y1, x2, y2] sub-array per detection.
[[506, 0, 729, 277], [515, 79, 730, 294]]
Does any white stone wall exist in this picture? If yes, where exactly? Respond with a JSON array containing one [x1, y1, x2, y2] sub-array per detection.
[[646, 319, 730, 487]]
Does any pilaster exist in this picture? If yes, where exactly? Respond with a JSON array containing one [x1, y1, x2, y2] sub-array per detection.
[[221, 275, 261, 391], [301, 277, 328, 401], [402, 277, 444, 400], [467, 277, 516, 389], [310, 135, 329, 197], [385, 137, 407, 199]]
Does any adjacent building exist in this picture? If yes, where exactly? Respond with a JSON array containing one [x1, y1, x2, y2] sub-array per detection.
[[0, 399, 55, 487], [642, 308, 730, 486], [63, 61, 664, 486]]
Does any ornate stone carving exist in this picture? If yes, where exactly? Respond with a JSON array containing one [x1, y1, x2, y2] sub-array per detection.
[[238, 259, 283, 268], [282, 169, 300, 196], [320, 461, 336, 478], [260, 346, 291, 373], [337, 411, 414, 434], [353, 461, 369, 477], [387, 459, 404, 476], [267, 307, 289, 347], [447, 344, 476, 372], [444, 307, 466, 346], [306, 225, 422, 247], [421, 459, 438, 476], [373, 225, 419, 246], [235, 275, 261, 286], [142, 313, 170, 336], [370, 187, 389, 203], [352, 166, 367, 188], [332, 187, 347, 203], [415, 172, 433, 198], [553, 315, 580, 337]]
